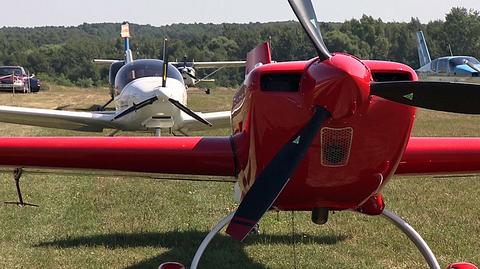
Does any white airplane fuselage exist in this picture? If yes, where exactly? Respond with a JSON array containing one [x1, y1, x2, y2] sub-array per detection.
[[109, 59, 193, 133], [113, 77, 188, 131]]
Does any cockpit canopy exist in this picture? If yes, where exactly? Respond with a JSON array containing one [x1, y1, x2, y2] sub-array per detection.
[[115, 59, 184, 91], [430, 56, 480, 73], [449, 56, 480, 66]]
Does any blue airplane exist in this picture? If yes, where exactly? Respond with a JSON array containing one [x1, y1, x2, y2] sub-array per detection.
[[416, 31, 480, 80]]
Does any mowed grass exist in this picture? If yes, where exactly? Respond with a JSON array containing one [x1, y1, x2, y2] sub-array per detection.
[[0, 85, 479, 268]]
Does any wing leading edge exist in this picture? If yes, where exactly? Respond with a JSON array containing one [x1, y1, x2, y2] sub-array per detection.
[[397, 137, 480, 175], [0, 105, 115, 132], [0, 136, 235, 176], [2, 136, 479, 178], [180, 111, 231, 132]]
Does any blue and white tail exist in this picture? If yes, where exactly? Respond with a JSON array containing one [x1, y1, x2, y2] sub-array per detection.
[[416, 31, 431, 67]]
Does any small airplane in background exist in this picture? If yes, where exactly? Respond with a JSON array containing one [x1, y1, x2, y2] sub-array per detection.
[[416, 30, 480, 82], [171, 56, 245, 89], [2, 1, 480, 269], [0, 22, 232, 137]]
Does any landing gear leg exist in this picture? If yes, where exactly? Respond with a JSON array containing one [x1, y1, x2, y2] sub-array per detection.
[[190, 211, 235, 269], [382, 208, 439, 269], [4, 168, 38, 207], [100, 96, 114, 111], [158, 211, 234, 269], [154, 128, 162, 137], [108, 129, 120, 137]]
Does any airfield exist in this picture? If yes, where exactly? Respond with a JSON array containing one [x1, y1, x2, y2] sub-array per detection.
[[0, 85, 478, 268]]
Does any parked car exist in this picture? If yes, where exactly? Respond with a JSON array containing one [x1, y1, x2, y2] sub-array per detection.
[[0, 66, 40, 92]]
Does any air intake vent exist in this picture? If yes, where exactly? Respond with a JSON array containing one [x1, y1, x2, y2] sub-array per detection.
[[321, 127, 353, 167], [260, 73, 302, 92]]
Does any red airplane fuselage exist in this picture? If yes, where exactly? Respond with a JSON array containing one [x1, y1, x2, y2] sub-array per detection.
[[231, 52, 417, 213]]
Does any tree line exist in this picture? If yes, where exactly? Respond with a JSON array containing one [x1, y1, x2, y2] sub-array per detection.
[[0, 7, 478, 87]]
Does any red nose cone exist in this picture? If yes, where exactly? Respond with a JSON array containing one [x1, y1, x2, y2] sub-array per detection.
[[445, 262, 479, 269], [305, 53, 371, 120], [158, 262, 186, 269]]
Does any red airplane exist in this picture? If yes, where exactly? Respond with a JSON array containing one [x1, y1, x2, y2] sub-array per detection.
[[1, 0, 480, 268]]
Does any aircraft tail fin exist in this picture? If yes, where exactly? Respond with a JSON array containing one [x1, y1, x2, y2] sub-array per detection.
[[121, 22, 133, 63], [416, 31, 431, 67], [245, 42, 272, 75]]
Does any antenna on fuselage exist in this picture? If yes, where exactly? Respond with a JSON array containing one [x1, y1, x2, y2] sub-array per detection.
[[162, 37, 168, 88], [447, 44, 454, 57], [121, 22, 133, 63]]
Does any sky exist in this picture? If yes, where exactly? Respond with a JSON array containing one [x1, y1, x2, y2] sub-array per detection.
[[1, 0, 479, 27]]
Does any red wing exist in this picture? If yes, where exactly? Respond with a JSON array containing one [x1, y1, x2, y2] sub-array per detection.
[[4, 136, 480, 178], [0, 137, 235, 177], [397, 137, 480, 175]]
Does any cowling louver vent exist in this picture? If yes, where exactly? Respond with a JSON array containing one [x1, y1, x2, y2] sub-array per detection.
[[321, 127, 353, 167]]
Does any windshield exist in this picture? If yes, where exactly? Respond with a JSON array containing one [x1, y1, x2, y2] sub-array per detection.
[[449, 57, 480, 66], [115, 59, 184, 90], [0, 67, 23, 76]]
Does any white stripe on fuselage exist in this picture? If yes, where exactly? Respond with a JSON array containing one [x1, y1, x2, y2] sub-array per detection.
[[113, 77, 187, 131]]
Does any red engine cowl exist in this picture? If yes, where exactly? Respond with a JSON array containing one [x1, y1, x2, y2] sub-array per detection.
[[231, 51, 418, 211]]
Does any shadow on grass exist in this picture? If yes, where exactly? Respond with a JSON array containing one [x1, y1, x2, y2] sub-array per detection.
[[36, 230, 347, 269]]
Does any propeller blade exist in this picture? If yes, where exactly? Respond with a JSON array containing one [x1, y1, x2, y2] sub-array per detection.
[[162, 37, 168, 88], [226, 107, 330, 241], [371, 81, 480, 114], [113, 96, 158, 120], [288, 0, 331, 61], [168, 98, 212, 127]]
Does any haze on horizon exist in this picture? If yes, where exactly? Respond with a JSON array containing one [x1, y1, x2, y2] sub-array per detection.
[[1, 0, 479, 28]]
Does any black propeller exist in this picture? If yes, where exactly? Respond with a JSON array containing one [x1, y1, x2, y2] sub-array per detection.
[[113, 96, 158, 120], [168, 98, 212, 127], [288, 0, 330, 61], [226, 107, 330, 241], [162, 37, 168, 88], [371, 81, 480, 114], [226, 0, 333, 242]]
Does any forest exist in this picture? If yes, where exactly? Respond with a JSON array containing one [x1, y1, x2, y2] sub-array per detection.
[[0, 7, 478, 87]]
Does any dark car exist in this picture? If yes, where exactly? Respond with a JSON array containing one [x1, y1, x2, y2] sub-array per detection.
[[0, 66, 40, 92]]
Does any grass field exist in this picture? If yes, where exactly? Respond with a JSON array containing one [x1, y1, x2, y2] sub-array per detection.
[[0, 85, 479, 269]]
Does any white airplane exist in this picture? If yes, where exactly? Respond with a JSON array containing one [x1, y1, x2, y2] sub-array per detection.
[[0, 23, 232, 136]]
